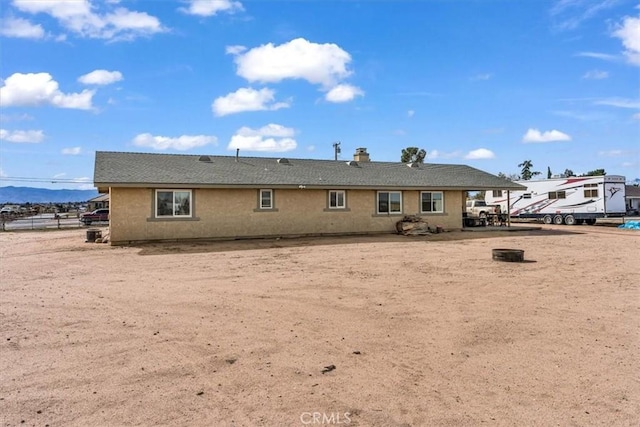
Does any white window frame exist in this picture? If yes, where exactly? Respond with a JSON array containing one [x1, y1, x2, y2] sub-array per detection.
[[377, 191, 402, 214], [420, 191, 444, 213], [155, 189, 192, 218], [259, 189, 273, 209], [328, 190, 346, 209]]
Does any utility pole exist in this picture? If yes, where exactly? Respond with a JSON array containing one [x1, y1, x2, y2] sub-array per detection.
[[332, 141, 341, 160]]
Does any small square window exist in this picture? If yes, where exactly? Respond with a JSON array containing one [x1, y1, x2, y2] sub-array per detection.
[[420, 191, 444, 213], [377, 191, 402, 214], [156, 190, 192, 218], [329, 190, 346, 209]]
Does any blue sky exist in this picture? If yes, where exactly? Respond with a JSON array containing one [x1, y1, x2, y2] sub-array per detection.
[[1, 0, 638, 190]]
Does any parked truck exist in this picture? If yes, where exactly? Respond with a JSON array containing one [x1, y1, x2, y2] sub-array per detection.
[[484, 175, 626, 225], [464, 200, 499, 227], [465, 200, 498, 218]]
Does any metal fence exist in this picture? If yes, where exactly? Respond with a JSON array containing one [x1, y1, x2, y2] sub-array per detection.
[[1, 213, 106, 231]]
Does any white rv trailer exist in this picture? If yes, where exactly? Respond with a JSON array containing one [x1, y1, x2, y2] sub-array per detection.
[[484, 175, 626, 225]]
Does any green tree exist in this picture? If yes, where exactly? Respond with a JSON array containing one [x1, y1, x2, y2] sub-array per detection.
[[562, 169, 575, 177], [547, 166, 552, 179], [582, 168, 606, 176], [518, 160, 541, 180], [401, 147, 427, 163]]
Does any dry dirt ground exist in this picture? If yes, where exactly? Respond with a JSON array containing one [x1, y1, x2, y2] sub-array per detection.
[[1, 226, 639, 427]]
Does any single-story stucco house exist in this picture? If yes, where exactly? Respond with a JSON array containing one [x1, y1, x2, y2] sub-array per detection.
[[93, 148, 526, 245], [87, 193, 110, 211]]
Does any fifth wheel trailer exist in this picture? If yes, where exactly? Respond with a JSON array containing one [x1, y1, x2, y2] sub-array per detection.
[[484, 175, 626, 225]]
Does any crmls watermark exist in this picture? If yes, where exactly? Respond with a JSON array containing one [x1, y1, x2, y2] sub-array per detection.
[[300, 412, 351, 425]]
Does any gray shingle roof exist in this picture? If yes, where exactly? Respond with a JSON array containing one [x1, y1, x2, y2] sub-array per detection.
[[94, 151, 526, 190]]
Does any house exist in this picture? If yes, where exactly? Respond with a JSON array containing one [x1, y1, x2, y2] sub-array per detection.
[[87, 193, 110, 211], [93, 148, 526, 245], [625, 185, 640, 215]]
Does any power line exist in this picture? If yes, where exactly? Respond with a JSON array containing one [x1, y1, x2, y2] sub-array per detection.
[[0, 176, 92, 184]]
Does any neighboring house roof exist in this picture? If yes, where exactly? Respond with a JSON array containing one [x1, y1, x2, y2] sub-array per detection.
[[87, 193, 109, 203], [626, 185, 640, 198], [94, 151, 527, 191]]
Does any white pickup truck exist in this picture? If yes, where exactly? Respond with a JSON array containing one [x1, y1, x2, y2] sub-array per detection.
[[465, 200, 498, 218], [464, 200, 501, 227]]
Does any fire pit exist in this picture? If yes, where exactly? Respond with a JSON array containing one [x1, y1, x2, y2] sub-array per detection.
[[492, 248, 524, 262]]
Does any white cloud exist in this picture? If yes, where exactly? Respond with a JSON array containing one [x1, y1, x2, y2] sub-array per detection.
[[522, 128, 572, 143], [550, 0, 617, 31], [598, 149, 635, 158], [0, 128, 44, 143], [325, 84, 364, 103], [633, 112, 640, 120], [470, 73, 493, 81], [407, 110, 415, 118], [231, 38, 353, 88], [53, 173, 67, 179], [594, 97, 640, 109], [78, 69, 123, 85], [61, 146, 82, 155], [132, 133, 217, 151], [180, 0, 243, 16], [12, 0, 166, 41], [0, 113, 34, 123], [464, 148, 495, 160], [0, 72, 94, 110], [228, 124, 297, 152], [613, 16, 640, 66], [0, 16, 45, 39], [212, 87, 290, 116], [426, 150, 462, 160], [575, 51, 618, 61], [582, 69, 609, 79], [225, 45, 246, 55]]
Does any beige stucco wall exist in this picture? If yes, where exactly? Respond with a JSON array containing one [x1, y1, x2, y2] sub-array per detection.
[[108, 187, 465, 244]]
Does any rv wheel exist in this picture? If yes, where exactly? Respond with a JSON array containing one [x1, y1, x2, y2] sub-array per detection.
[[553, 215, 564, 225], [564, 215, 576, 225], [543, 215, 553, 224]]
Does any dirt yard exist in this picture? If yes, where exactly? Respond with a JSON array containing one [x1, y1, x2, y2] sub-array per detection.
[[1, 226, 638, 426]]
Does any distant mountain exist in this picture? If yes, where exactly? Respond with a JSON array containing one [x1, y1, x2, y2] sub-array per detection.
[[0, 186, 99, 204]]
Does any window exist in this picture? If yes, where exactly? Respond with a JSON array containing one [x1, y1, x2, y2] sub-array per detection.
[[549, 191, 566, 199], [584, 183, 598, 198], [259, 189, 273, 209], [492, 190, 503, 198], [156, 190, 191, 217], [523, 193, 532, 199], [328, 190, 346, 209], [377, 191, 402, 214], [420, 191, 444, 213]]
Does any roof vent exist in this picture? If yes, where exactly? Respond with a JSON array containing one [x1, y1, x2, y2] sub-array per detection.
[[345, 160, 359, 167], [407, 162, 420, 168], [198, 155, 212, 162], [277, 158, 290, 164]]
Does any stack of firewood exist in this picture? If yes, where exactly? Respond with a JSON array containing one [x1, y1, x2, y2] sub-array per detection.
[[395, 215, 431, 236]]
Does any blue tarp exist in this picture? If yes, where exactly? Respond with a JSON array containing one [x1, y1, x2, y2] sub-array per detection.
[[618, 221, 640, 230]]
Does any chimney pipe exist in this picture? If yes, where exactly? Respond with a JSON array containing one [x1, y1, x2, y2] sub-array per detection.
[[236, 148, 239, 162]]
